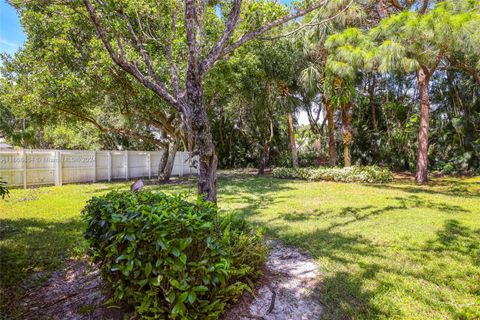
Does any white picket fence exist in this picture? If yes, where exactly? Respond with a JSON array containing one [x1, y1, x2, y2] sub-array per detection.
[[0, 149, 198, 188]]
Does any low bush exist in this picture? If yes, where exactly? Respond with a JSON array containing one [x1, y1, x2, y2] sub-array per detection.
[[0, 179, 9, 199], [82, 191, 267, 319], [272, 166, 394, 183]]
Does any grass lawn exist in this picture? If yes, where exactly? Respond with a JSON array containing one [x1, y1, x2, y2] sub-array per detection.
[[1, 173, 479, 319]]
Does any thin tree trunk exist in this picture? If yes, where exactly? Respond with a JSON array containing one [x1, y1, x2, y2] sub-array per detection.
[[158, 139, 178, 182], [415, 68, 430, 184], [287, 112, 299, 168], [326, 100, 337, 166], [342, 102, 353, 167], [258, 111, 274, 175], [257, 143, 270, 175], [368, 78, 378, 130]]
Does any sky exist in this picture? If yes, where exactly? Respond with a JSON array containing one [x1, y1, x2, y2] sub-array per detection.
[[0, 1, 26, 56]]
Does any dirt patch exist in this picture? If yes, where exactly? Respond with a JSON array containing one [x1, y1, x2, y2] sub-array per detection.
[[19, 241, 322, 320], [223, 240, 323, 320], [19, 259, 122, 320]]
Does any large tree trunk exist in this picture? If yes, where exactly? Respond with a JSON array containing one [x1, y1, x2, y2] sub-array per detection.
[[158, 139, 178, 182], [326, 100, 337, 166], [342, 102, 353, 167], [186, 78, 217, 202], [287, 112, 299, 168], [415, 68, 431, 184]]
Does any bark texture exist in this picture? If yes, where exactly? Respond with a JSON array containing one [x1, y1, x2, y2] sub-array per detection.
[[326, 100, 337, 166], [258, 116, 274, 175], [158, 139, 178, 182], [287, 113, 299, 168], [415, 68, 430, 184], [341, 102, 353, 167]]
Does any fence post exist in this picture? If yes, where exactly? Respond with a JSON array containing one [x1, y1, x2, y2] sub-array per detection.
[[92, 151, 96, 183], [125, 150, 129, 180], [147, 153, 151, 179], [179, 152, 184, 177], [107, 151, 112, 182], [22, 149, 27, 189], [54, 150, 62, 186]]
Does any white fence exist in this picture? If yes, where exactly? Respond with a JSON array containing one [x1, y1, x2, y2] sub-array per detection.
[[0, 149, 198, 188]]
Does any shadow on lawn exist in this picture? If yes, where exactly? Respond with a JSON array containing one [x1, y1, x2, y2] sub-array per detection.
[[0, 217, 85, 316], [369, 179, 480, 198], [224, 177, 478, 319], [218, 175, 295, 216], [265, 224, 389, 319], [425, 219, 480, 266]]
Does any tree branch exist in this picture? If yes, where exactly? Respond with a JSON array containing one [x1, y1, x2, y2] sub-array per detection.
[[54, 105, 168, 147], [201, 0, 328, 73], [447, 59, 480, 84], [201, 0, 242, 74], [83, 0, 179, 108], [259, 0, 353, 41]]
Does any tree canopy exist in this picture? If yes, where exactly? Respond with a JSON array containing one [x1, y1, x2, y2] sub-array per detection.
[[1, 0, 479, 191]]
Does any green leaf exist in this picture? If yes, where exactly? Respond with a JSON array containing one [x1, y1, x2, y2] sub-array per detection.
[[145, 262, 152, 277], [193, 285, 209, 293], [187, 292, 197, 304]]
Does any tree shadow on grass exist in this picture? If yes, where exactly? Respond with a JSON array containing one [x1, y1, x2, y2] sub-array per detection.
[[265, 224, 388, 319], [217, 175, 295, 217], [0, 218, 85, 317], [223, 177, 478, 319], [369, 179, 480, 199], [425, 219, 480, 266]]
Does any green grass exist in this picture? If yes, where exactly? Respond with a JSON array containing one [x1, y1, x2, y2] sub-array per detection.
[[1, 174, 479, 319]]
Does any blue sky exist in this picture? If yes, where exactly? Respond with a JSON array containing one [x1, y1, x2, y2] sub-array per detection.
[[0, 0, 292, 55], [0, 1, 26, 55]]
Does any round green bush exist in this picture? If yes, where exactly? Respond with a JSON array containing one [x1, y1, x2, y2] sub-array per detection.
[[82, 191, 267, 319]]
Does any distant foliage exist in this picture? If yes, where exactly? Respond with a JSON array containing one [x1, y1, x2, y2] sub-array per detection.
[[82, 191, 266, 319], [0, 179, 9, 199], [273, 166, 394, 183]]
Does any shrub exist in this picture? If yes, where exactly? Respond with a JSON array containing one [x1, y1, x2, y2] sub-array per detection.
[[272, 166, 394, 183], [82, 191, 266, 319], [0, 179, 9, 200]]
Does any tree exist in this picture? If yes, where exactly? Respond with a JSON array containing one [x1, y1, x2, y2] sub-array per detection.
[[369, 0, 480, 182], [298, 0, 369, 166], [77, 0, 331, 201], [325, 28, 372, 166], [324, 0, 480, 177], [2, 2, 190, 181]]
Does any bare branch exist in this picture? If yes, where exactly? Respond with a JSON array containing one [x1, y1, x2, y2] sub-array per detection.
[[429, 48, 446, 75], [201, 0, 328, 73], [259, 0, 353, 41], [185, 0, 200, 72], [54, 105, 168, 147], [164, 0, 181, 96], [419, 0, 430, 14], [116, 8, 165, 86], [201, 0, 242, 74], [83, 0, 179, 108], [447, 58, 480, 84]]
